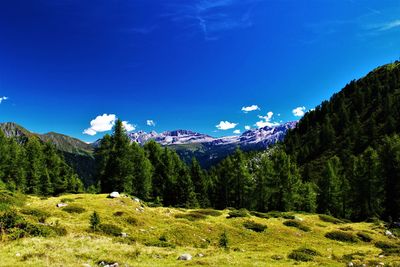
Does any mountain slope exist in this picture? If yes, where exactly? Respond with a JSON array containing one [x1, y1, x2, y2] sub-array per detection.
[[127, 122, 297, 167]]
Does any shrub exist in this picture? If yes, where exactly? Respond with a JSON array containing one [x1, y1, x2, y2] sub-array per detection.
[[356, 232, 373, 242], [20, 208, 50, 223], [375, 241, 399, 250], [62, 206, 86, 214], [113, 211, 124, 217], [219, 231, 229, 249], [319, 214, 344, 224], [144, 240, 175, 248], [243, 221, 268, 232], [283, 215, 295, 220], [0, 191, 26, 211], [126, 217, 138, 225], [0, 210, 25, 230], [283, 220, 311, 232], [90, 211, 101, 231], [99, 224, 122, 236], [175, 212, 207, 221], [194, 209, 222, 217], [325, 231, 358, 243], [288, 247, 320, 262], [60, 198, 75, 203], [227, 209, 249, 218], [266, 211, 282, 218], [250, 211, 270, 219]]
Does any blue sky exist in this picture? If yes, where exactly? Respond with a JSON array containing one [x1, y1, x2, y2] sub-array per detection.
[[0, 0, 399, 142]]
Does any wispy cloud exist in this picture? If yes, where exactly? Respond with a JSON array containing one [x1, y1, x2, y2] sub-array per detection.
[[163, 0, 258, 40], [233, 129, 241, 134], [369, 19, 400, 31], [0, 96, 8, 104]]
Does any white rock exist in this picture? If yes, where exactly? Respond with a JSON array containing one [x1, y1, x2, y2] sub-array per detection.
[[348, 263, 354, 267], [56, 203, 68, 208], [121, 232, 128, 237], [294, 216, 304, 221], [109, 192, 120, 198], [385, 230, 395, 238], [196, 253, 204, 257], [15, 253, 21, 257], [177, 253, 192, 261], [133, 197, 140, 202], [379, 255, 385, 258]]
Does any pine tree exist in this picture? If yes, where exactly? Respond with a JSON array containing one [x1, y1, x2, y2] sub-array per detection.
[[131, 142, 152, 200], [190, 158, 210, 208]]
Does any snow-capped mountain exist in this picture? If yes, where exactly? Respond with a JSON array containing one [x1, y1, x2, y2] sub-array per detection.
[[128, 121, 297, 148]]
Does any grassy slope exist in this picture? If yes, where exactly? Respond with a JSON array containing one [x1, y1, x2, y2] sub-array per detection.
[[0, 194, 399, 267]]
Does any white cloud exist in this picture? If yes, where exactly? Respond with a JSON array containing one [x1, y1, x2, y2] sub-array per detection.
[[122, 121, 135, 132], [83, 114, 136, 135], [244, 125, 251, 130], [216, 121, 238, 130], [241, 105, 260, 113], [292, 106, 306, 117], [373, 19, 400, 31], [233, 129, 241, 134], [255, 111, 280, 128], [0, 96, 8, 104], [147, 120, 156, 127]]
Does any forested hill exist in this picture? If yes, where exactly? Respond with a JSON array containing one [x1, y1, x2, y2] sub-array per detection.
[[284, 61, 400, 220]]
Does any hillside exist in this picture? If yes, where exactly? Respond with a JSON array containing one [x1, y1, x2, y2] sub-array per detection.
[[1, 193, 399, 266]]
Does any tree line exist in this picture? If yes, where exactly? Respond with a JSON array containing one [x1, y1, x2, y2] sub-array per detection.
[[0, 131, 84, 194]]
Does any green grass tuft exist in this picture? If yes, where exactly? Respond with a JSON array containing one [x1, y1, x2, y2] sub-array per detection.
[[325, 231, 358, 243], [283, 219, 311, 232]]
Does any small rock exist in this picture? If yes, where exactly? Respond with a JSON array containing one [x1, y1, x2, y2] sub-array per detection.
[[378, 263, 385, 266], [348, 263, 354, 267], [121, 232, 128, 238], [385, 230, 395, 238], [294, 216, 304, 221], [177, 253, 192, 261], [56, 203, 68, 208], [109, 192, 120, 198], [15, 253, 21, 257], [82, 264, 91, 267], [133, 198, 140, 202], [196, 253, 204, 257], [379, 255, 385, 258]]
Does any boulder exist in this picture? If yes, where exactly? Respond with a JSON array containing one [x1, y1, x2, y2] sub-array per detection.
[[56, 203, 68, 208], [385, 230, 395, 238], [177, 253, 192, 261], [133, 197, 140, 203], [109, 192, 120, 198], [121, 232, 128, 238]]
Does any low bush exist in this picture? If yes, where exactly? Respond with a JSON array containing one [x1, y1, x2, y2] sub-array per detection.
[[0, 190, 26, 211], [288, 247, 319, 262], [250, 211, 270, 219], [113, 211, 124, 217], [283, 215, 295, 220], [194, 209, 222, 217], [144, 240, 176, 248], [325, 231, 358, 243], [319, 214, 344, 224], [126, 217, 138, 225], [243, 221, 268, 232], [375, 240, 399, 250], [283, 220, 311, 232], [356, 232, 373, 242], [62, 206, 86, 214], [227, 209, 249, 218], [99, 224, 122, 236], [342, 251, 366, 261], [266, 211, 283, 218], [20, 208, 50, 223], [60, 198, 75, 203], [219, 231, 229, 249], [175, 212, 207, 221]]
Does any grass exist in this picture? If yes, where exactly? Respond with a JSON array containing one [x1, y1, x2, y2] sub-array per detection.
[[283, 219, 311, 232], [0, 193, 398, 266]]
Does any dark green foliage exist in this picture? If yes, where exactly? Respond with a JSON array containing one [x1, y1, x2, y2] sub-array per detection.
[[288, 247, 320, 262], [90, 211, 101, 231], [250, 211, 270, 219], [374, 240, 399, 250], [20, 208, 50, 223], [62, 206, 86, 214], [243, 221, 268, 232], [194, 209, 222, 217], [126, 217, 138, 225], [99, 223, 122, 236], [318, 214, 344, 224], [325, 231, 358, 243], [283, 220, 311, 232], [175, 212, 207, 221], [0, 190, 25, 211], [227, 209, 249, 218], [219, 231, 229, 249], [356, 232, 373, 242], [144, 240, 176, 248]]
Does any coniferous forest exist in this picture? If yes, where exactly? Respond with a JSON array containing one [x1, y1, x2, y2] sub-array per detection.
[[1, 62, 400, 223]]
